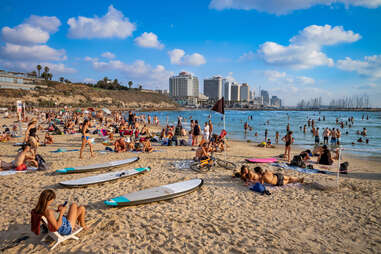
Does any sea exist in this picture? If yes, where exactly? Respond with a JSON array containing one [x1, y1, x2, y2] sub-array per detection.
[[138, 110, 381, 160]]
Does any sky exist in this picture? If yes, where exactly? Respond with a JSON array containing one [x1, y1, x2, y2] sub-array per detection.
[[0, 0, 381, 106]]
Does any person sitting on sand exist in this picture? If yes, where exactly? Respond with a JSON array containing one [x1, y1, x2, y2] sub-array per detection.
[[266, 139, 274, 148], [44, 133, 53, 145], [141, 138, 154, 153], [194, 142, 210, 161], [254, 166, 304, 186], [32, 189, 88, 236], [300, 149, 312, 161], [140, 124, 151, 137], [24, 119, 39, 156], [0, 143, 38, 171], [317, 145, 333, 165], [114, 138, 127, 153]]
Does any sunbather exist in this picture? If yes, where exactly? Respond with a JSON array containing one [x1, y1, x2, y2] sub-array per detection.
[[114, 138, 127, 152], [254, 166, 304, 186], [33, 189, 88, 236], [0, 143, 37, 171], [44, 133, 53, 145]]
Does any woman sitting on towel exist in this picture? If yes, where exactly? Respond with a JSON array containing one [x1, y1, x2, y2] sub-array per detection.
[[317, 145, 333, 165], [0, 143, 37, 171], [254, 167, 304, 186], [33, 189, 88, 235]]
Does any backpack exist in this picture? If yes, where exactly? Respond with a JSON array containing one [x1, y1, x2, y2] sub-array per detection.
[[340, 162, 349, 174], [290, 155, 306, 168]]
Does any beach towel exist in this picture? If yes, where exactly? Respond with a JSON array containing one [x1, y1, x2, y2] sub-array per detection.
[[50, 148, 80, 153]]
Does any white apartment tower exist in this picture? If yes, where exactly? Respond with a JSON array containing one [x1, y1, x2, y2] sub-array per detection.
[[169, 72, 199, 98], [222, 79, 232, 101]]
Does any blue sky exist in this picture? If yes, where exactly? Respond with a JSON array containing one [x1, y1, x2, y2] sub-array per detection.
[[1, 0, 381, 106]]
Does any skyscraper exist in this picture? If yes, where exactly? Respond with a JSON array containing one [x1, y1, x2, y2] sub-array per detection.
[[169, 72, 199, 98], [231, 83, 241, 102], [203, 76, 223, 100], [222, 79, 232, 101], [261, 90, 270, 105], [240, 83, 249, 102]]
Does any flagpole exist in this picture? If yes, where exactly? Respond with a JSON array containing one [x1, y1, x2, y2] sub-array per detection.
[[224, 113, 227, 160]]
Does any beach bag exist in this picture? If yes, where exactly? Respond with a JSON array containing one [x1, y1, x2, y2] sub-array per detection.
[[250, 183, 271, 195], [290, 155, 305, 168], [340, 162, 349, 174], [36, 154, 48, 170]]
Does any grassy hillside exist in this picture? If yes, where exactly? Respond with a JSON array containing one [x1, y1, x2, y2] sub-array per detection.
[[0, 81, 177, 110]]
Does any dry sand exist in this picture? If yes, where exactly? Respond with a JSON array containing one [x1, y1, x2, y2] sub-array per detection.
[[0, 116, 380, 254]]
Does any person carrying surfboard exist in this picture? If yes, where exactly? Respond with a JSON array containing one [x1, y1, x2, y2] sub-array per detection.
[[79, 119, 94, 159]]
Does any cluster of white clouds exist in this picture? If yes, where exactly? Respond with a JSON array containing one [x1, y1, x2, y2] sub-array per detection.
[[67, 5, 136, 39], [264, 70, 315, 85], [135, 32, 164, 49], [337, 54, 381, 79], [0, 15, 73, 74], [258, 25, 360, 69], [85, 56, 173, 89], [209, 0, 381, 14], [168, 49, 206, 66], [101, 51, 116, 59]]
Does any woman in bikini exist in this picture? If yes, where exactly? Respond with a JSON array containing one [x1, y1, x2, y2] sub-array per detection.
[[24, 119, 39, 156], [79, 119, 94, 159], [33, 189, 88, 236], [282, 131, 293, 163]]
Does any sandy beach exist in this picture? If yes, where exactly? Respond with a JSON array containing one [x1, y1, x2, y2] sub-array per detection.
[[0, 116, 380, 254]]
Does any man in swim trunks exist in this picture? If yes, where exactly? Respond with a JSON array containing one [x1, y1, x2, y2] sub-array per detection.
[[254, 167, 304, 186], [0, 143, 37, 171]]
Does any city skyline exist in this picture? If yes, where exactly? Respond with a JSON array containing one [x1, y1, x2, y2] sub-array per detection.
[[0, 1, 380, 106]]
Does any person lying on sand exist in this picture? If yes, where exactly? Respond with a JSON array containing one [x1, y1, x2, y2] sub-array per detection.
[[253, 166, 304, 186], [0, 143, 38, 171], [0, 133, 11, 142], [234, 165, 260, 184], [32, 189, 88, 235]]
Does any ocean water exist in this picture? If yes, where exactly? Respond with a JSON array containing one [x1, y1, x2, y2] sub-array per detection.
[[139, 110, 381, 159]]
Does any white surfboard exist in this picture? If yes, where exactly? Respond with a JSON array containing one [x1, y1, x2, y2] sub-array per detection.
[[55, 157, 139, 174], [59, 167, 150, 187], [105, 178, 203, 207]]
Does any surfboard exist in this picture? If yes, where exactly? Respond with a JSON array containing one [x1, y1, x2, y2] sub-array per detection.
[[105, 178, 203, 207], [59, 167, 150, 187], [246, 158, 278, 163], [55, 157, 139, 174]]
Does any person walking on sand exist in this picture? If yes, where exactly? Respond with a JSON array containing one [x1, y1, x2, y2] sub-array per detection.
[[282, 131, 293, 163], [192, 120, 201, 146], [79, 119, 94, 159]]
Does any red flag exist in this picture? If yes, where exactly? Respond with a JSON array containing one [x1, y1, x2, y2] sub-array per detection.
[[211, 97, 224, 114]]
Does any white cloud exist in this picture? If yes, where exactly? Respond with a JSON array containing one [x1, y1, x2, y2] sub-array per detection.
[[337, 55, 381, 79], [88, 58, 173, 89], [209, 0, 381, 15], [258, 25, 360, 69], [238, 51, 255, 62], [168, 49, 206, 66], [84, 78, 96, 84], [1, 43, 66, 61], [101, 51, 115, 59], [225, 72, 236, 82], [264, 70, 315, 85], [67, 5, 136, 39], [134, 32, 164, 49], [1, 24, 50, 45], [25, 15, 61, 33], [0, 60, 75, 74]]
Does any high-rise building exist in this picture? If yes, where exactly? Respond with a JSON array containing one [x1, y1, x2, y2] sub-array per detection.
[[222, 79, 232, 101], [169, 72, 199, 98], [261, 90, 270, 105], [249, 90, 255, 101], [203, 76, 223, 100], [231, 83, 241, 102], [271, 96, 282, 107], [240, 83, 249, 102]]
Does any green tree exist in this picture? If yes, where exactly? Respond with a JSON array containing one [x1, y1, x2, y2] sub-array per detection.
[[36, 65, 42, 77], [48, 73, 53, 80], [44, 66, 49, 73], [128, 80, 133, 89], [30, 70, 37, 77]]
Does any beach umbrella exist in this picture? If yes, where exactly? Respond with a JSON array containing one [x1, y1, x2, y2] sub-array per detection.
[[102, 108, 111, 115]]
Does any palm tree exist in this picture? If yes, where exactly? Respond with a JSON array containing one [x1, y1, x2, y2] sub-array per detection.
[[44, 66, 49, 74], [103, 77, 108, 84], [36, 65, 42, 77], [128, 80, 133, 89], [48, 73, 53, 80], [59, 77, 64, 82], [30, 70, 37, 77]]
